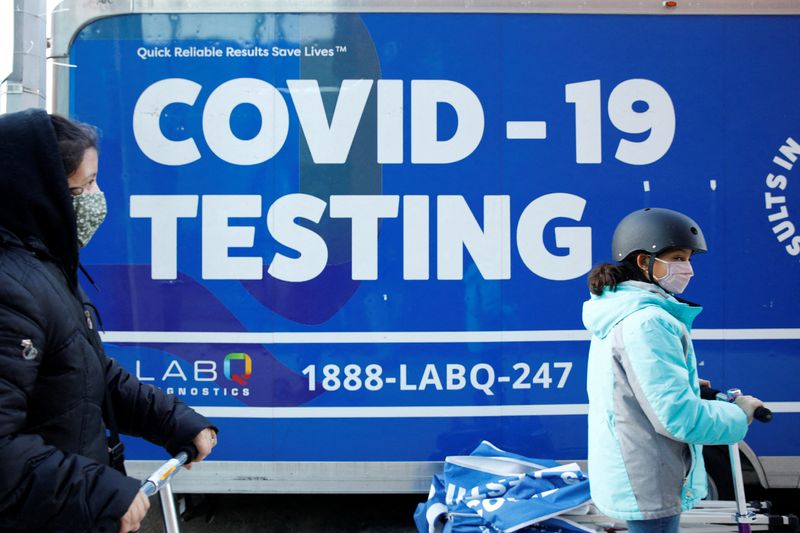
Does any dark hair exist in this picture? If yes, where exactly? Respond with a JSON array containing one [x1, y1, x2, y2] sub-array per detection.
[[49, 114, 99, 176], [587, 253, 649, 295]]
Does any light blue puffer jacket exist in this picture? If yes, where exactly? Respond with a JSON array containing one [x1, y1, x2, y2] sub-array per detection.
[[582, 281, 748, 521]]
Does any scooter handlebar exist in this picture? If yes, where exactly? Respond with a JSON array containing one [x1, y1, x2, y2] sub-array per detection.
[[177, 443, 199, 463], [139, 444, 199, 496], [753, 406, 773, 423]]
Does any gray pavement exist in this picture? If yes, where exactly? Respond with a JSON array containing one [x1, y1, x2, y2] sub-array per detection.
[[139, 489, 800, 532], [141, 494, 421, 532]]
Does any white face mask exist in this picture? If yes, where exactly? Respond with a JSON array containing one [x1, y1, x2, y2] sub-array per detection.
[[654, 257, 694, 294]]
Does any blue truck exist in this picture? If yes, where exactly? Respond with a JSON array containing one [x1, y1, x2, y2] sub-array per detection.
[[49, 0, 800, 496]]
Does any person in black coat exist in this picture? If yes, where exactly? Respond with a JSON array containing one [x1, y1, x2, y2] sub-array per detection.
[[0, 109, 218, 532]]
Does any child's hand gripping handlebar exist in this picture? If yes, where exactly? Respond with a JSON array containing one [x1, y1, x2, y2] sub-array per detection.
[[715, 388, 773, 423]]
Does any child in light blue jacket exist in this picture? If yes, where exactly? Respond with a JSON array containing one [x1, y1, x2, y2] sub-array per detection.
[[583, 208, 763, 533]]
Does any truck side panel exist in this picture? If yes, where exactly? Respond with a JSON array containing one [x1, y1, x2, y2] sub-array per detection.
[[64, 12, 800, 491]]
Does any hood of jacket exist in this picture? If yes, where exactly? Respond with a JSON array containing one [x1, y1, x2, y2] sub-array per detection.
[[0, 108, 78, 285], [582, 280, 702, 339]]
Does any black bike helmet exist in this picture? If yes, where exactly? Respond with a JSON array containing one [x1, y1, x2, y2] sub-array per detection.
[[612, 207, 707, 261]]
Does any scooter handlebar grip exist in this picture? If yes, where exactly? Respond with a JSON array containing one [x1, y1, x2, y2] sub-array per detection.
[[178, 443, 199, 463], [754, 406, 773, 423], [700, 386, 721, 401]]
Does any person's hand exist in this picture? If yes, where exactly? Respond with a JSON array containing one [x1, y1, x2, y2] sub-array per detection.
[[734, 395, 764, 425], [119, 491, 149, 533], [183, 427, 217, 470], [699, 378, 712, 388]]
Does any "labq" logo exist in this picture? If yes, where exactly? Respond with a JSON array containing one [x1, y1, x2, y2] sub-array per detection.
[[224, 353, 252, 386]]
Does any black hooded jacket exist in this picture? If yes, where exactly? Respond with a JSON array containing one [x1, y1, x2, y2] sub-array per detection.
[[0, 109, 211, 531]]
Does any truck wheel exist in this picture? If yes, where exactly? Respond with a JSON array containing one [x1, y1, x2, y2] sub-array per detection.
[[703, 445, 735, 500]]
